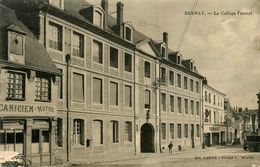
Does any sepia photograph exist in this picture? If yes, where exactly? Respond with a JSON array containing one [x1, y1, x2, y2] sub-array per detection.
[[0, 0, 259, 166]]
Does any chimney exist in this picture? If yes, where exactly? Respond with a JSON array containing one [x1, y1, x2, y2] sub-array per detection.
[[101, 0, 108, 28], [202, 78, 207, 85], [163, 32, 168, 46], [101, 0, 108, 13], [117, 2, 124, 37]]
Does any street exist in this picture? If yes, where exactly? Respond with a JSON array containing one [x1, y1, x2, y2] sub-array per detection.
[[83, 145, 260, 167]]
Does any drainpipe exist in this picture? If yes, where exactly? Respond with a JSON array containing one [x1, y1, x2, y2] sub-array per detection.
[[158, 59, 162, 153], [66, 54, 71, 162], [133, 45, 137, 156], [201, 83, 204, 148]]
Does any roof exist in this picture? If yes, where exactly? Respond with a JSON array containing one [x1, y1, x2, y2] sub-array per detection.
[[203, 84, 226, 96], [0, 0, 202, 77], [62, 0, 149, 43], [0, 4, 59, 75], [248, 109, 258, 114]]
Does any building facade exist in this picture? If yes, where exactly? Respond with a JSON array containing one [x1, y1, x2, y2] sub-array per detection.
[[203, 81, 226, 147], [1, 0, 204, 165], [0, 4, 60, 166], [240, 109, 259, 139]]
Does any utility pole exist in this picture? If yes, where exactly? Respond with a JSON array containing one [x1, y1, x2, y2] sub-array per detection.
[[256, 92, 260, 135]]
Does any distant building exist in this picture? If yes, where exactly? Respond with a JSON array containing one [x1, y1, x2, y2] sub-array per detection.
[[1, 0, 204, 165], [202, 80, 226, 146], [224, 98, 239, 144], [0, 4, 60, 166], [241, 109, 259, 138]]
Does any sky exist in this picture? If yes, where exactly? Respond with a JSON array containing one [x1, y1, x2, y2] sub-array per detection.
[[88, 0, 260, 109]]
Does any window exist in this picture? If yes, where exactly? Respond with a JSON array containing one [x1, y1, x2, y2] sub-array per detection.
[[125, 121, 132, 142], [177, 124, 181, 138], [160, 67, 166, 84], [177, 97, 182, 113], [110, 47, 118, 68], [73, 119, 84, 145], [161, 93, 166, 111], [170, 124, 174, 139], [209, 93, 211, 103], [111, 121, 119, 143], [144, 61, 151, 78], [161, 123, 166, 140], [0, 131, 24, 145], [93, 120, 103, 145], [125, 26, 132, 41], [110, 82, 118, 106], [205, 91, 207, 102], [49, 0, 63, 8], [32, 130, 39, 143], [145, 90, 151, 108], [35, 76, 51, 101], [7, 72, 25, 99], [190, 79, 194, 92], [196, 81, 199, 93], [214, 111, 216, 123], [93, 78, 102, 104], [125, 53, 132, 72], [209, 110, 212, 123], [55, 118, 63, 147], [196, 124, 200, 137], [48, 22, 62, 51], [170, 95, 174, 112], [213, 95, 216, 105], [196, 101, 200, 116], [191, 100, 194, 115], [169, 71, 174, 85], [57, 69, 63, 99], [177, 74, 181, 88], [94, 10, 103, 28], [9, 32, 23, 55], [184, 77, 188, 90], [184, 99, 188, 114], [72, 32, 84, 58], [184, 124, 188, 138], [93, 40, 103, 64], [73, 73, 84, 102], [125, 85, 132, 107]]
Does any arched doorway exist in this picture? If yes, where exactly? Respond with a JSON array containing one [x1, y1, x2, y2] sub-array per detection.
[[141, 123, 155, 153]]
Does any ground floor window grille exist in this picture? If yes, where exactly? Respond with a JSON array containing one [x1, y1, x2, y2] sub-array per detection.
[[125, 121, 132, 142], [73, 119, 84, 145]]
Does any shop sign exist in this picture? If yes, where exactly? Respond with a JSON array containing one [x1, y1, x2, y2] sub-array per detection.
[[0, 102, 56, 117], [209, 127, 220, 131]]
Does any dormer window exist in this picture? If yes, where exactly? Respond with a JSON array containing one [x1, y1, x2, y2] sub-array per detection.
[[177, 55, 181, 65], [49, 0, 64, 9], [9, 32, 24, 56], [124, 24, 133, 42], [190, 62, 194, 71], [93, 8, 104, 28], [161, 46, 166, 59], [7, 24, 26, 64]]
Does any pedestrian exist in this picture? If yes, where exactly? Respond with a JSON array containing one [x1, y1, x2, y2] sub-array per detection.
[[168, 141, 173, 155]]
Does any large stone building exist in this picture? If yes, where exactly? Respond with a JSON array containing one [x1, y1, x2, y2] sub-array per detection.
[[203, 80, 226, 147], [0, 4, 60, 166], [1, 0, 204, 165]]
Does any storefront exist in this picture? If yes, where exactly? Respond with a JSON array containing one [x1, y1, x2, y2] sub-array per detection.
[[204, 125, 226, 146], [0, 102, 57, 166]]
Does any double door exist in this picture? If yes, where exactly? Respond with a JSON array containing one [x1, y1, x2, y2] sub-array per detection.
[[31, 129, 50, 166]]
